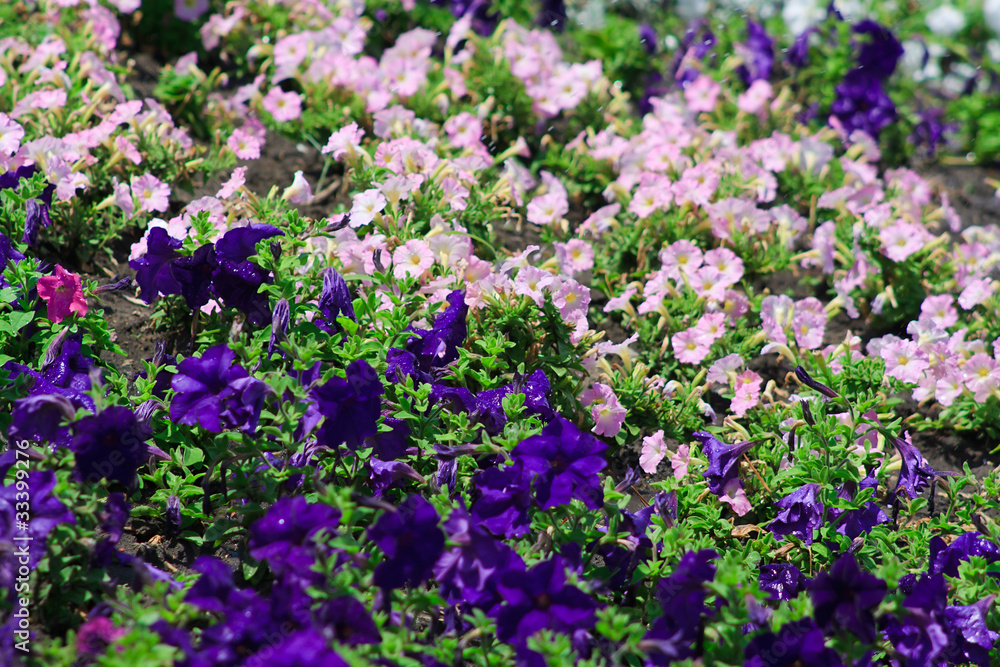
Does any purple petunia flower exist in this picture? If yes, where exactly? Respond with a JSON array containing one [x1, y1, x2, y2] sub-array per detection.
[[0, 471, 74, 573], [911, 108, 955, 158], [758, 563, 807, 602], [368, 495, 445, 590], [76, 617, 127, 657], [22, 198, 53, 247], [808, 553, 887, 643], [405, 290, 468, 372], [169, 343, 270, 434], [469, 460, 534, 539], [853, 19, 904, 79], [769, 483, 824, 545], [928, 532, 1000, 577], [130, 227, 183, 303], [942, 595, 998, 666], [212, 224, 284, 326], [312, 359, 384, 451], [512, 417, 607, 511], [70, 407, 151, 487], [315, 267, 355, 333], [315, 596, 382, 646], [736, 20, 774, 84], [890, 436, 954, 499], [642, 550, 718, 664], [828, 477, 890, 539], [638, 24, 657, 55], [884, 574, 950, 667], [744, 618, 844, 667], [168, 243, 217, 311], [248, 496, 340, 576], [0, 231, 25, 289], [494, 555, 598, 648], [435, 504, 524, 611], [693, 431, 754, 496], [474, 369, 555, 435], [830, 69, 896, 139], [265, 630, 349, 667]]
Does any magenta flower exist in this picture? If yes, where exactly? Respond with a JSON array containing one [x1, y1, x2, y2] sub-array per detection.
[[36, 265, 88, 323], [512, 417, 607, 510], [580, 383, 627, 437]]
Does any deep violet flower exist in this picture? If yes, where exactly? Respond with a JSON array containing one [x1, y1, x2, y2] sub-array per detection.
[[405, 290, 467, 372], [212, 224, 284, 326], [469, 460, 534, 539], [787, 28, 817, 68], [928, 532, 1000, 577], [794, 366, 839, 399], [942, 596, 998, 666], [830, 69, 896, 139], [69, 407, 151, 487], [312, 359, 384, 451], [853, 19, 904, 79], [911, 108, 955, 157], [638, 24, 657, 55], [435, 504, 524, 610], [808, 553, 887, 642], [642, 550, 718, 663], [129, 227, 183, 303], [23, 198, 52, 247], [0, 471, 74, 568], [511, 417, 607, 511], [736, 20, 773, 84], [744, 618, 844, 667], [494, 555, 598, 648], [168, 242, 217, 311], [315, 596, 382, 646], [693, 431, 754, 495], [890, 436, 954, 499], [475, 369, 555, 434], [315, 266, 355, 333], [884, 574, 950, 667], [248, 496, 340, 575], [758, 563, 807, 602], [0, 231, 25, 288], [265, 630, 349, 667], [169, 343, 270, 434], [368, 494, 445, 589], [768, 483, 824, 545]]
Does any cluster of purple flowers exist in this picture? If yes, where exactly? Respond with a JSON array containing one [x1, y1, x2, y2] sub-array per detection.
[[130, 223, 283, 326], [829, 20, 903, 138]]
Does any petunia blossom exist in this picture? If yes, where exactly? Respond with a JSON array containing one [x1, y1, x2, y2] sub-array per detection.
[[36, 265, 88, 323]]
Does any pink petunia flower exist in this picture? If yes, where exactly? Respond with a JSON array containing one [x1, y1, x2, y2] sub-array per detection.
[[513, 266, 554, 307], [227, 128, 262, 160], [963, 353, 1000, 403], [707, 353, 743, 385], [581, 383, 627, 437], [553, 279, 590, 322], [322, 122, 366, 161], [554, 239, 595, 276], [881, 339, 929, 385], [262, 87, 302, 122], [672, 327, 712, 364], [216, 166, 246, 199], [36, 265, 88, 323], [737, 79, 773, 115], [760, 294, 794, 344], [131, 173, 170, 213], [639, 430, 668, 474], [880, 221, 927, 262], [719, 478, 752, 516], [792, 297, 827, 350], [958, 278, 995, 310], [0, 113, 24, 156], [731, 370, 762, 417], [282, 170, 313, 204], [350, 189, 386, 228], [684, 74, 721, 113], [392, 239, 433, 279], [671, 444, 690, 480], [659, 240, 703, 282], [175, 0, 209, 22]]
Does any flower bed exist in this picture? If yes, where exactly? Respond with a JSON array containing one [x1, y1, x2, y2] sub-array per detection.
[[2, 0, 1000, 665]]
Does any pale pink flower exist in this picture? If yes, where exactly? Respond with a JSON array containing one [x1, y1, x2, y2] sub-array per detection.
[[717, 289, 750, 322], [629, 185, 668, 219], [881, 339, 929, 385], [113, 177, 134, 220], [392, 239, 434, 279], [581, 383, 627, 437], [554, 239, 594, 276], [958, 278, 995, 310], [131, 173, 170, 213], [553, 279, 590, 322], [322, 122, 365, 161], [672, 327, 712, 364], [500, 245, 541, 275], [513, 266, 555, 307], [919, 294, 958, 329], [579, 203, 620, 236], [227, 128, 262, 160], [443, 112, 482, 148], [684, 74, 721, 113], [115, 136, 142, 164], [216, 167, 246, 199], [880, 221, 927, 262], [935, 365, 965, 407], [671, 444, 690, 480], [719, 478, 752, 516], [428, 233, 472, 268], [963, 353, 1000, 403], [350, 189, 386, 228], [175, 0, 209, 22], [688, 266, 727, 301], [731, 370, 762, 417], [694, 312, 727, 342], [737, 79, 773, 114], [282, 171, 312, 204], [659, 240, 703, 282], [639, 430, 668, 474], [702, 248, 744, 286], [792, 297, 827, 350], [262, 87, 302, 122], [0, 113, 24, 156], [803, 220, 837, 274], [760, 295, 794, 344], [604, 288, 636, 314], [526, 192, 568, 226], [707, 354, 743, 385]]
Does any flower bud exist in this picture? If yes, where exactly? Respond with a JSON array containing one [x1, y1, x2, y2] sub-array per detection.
[[794, 366, 839, 399]]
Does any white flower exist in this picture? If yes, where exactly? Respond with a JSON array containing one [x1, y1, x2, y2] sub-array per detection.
[[926, 5, 965, 36], [782, 0, 824, 36], [987, 0, 1000, 35]]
